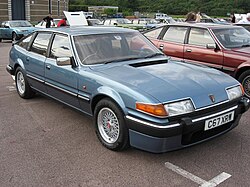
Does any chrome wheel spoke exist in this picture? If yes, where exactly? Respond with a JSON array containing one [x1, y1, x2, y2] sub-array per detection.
[[98, 107, 120, 144]]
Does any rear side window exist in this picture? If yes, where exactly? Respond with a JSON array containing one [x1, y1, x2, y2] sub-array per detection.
[[50, 34, 72, 59], [188, 28, 214, 47], [18, 34, 33, 49], [144, 27, 163, 39], [30, 32, 52, 56], [163, 26, 188, 43]]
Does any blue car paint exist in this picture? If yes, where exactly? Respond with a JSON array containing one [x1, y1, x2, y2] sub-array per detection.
[[0, 21, 36, 40], [7, 26, 250, 153]]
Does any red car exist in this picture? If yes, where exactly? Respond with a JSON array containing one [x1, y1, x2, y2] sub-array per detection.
[[144, 23, 250, 97]]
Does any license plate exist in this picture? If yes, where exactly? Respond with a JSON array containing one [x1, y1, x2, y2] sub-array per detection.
[[204, 111, 234, 131]]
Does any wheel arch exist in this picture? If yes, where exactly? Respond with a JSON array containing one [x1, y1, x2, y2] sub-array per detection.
[[91, 86, 126, 116], [235, 66, 250, 80], [13, 58, 25, 73]]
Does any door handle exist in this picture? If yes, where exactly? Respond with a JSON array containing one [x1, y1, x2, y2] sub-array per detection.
[[26, 57, 29, 61], [46, 65, 51, 70], [186, 49, 192, 52], [159, 44, 164, 51]]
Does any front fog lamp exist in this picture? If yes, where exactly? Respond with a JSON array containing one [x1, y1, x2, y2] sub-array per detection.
[[164, 99, 194, 117], [226, 85, 243, 101]]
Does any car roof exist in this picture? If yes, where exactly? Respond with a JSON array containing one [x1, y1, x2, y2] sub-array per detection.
[[167, 22, 240, 29], [40, 26, 138, 36]]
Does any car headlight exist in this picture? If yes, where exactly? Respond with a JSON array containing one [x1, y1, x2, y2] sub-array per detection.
[[164, 99, 195, 117], [226, 85, 244, 101]]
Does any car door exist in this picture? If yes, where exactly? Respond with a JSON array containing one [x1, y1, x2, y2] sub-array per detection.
[[184, 27, 223, 69], [158, 26, 188, 61], [144, 26, 164, 48], [25, 32, 53, 93], [45, 33, 79, 108]]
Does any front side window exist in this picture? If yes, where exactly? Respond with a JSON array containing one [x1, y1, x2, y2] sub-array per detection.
[[188, 28, 214, 47], [74, 32, 161, 65], [212, 27, 250, 48], [50, 34, 72, 59], [163, 26, 188, 43], [30, 32, 52, 56], [144, 27, 163, 39]]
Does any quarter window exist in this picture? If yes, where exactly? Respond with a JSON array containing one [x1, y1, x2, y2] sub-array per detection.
[[163, 26, 188, 43], [188, 28, 214, 47], [144, 27, 163, 39], [50, 34, 72, 59], [18, 34, 33, 49], [30, 33, 52, 56]]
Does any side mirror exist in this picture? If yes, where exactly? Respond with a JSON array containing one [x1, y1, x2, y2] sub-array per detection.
[[56, 57, 72, 66], [206, 43, 216, 49]]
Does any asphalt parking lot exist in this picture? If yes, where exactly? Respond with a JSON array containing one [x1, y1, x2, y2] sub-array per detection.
[[1, 41, 250, 187]]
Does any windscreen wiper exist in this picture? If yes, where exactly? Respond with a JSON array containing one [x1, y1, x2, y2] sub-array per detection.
[[103, 57, 142, 64]]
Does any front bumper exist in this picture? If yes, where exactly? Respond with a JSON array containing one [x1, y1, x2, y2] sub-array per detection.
[[126, 97, 250, 153]]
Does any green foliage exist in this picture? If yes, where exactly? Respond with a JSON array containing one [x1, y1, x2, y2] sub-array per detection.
[[69, 0, 250, 16]]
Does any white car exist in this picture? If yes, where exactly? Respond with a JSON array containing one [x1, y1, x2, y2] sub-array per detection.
[[35, 19, 61, 28]]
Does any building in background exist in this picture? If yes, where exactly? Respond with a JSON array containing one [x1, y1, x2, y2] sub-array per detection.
[[0, 0, 69, 22]]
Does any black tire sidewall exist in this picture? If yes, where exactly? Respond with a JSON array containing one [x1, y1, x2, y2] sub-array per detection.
[[238, 70, 250, 98], [94, 98, 129, 151], [15, 67, 33, 98], [12, 32, 17, 41]]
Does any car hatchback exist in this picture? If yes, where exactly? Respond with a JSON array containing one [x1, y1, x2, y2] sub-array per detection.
[[6, 26, 250, 153]]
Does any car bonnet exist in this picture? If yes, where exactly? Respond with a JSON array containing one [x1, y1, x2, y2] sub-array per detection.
[[93, 60, 239, 109]]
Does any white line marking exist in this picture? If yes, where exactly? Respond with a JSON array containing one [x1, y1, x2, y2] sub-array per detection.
[[165, 162, 231, 187]]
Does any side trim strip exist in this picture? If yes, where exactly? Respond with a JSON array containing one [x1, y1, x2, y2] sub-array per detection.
[[45, 82, 77, 97], [126, 115, 181, 129], [78, 94, 90, 101], [27, 74, 44, 83], [192, 105, 238, 123]]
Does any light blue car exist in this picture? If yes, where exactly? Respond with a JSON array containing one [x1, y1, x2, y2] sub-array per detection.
[[6, 26, 250, 153], [0, 20, 36, 42]]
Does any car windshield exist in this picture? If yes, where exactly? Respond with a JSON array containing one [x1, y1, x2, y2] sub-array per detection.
[[9, 21, 32, 27], [74, 32, 163, 65], [212, 27, 250, 48]]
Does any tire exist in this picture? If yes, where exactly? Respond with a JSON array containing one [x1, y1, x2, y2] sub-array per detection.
[[12, 32, 17, 42], [238, 70, 250, 98], [0, 38, 2, 42], [15, 67, 35, 99], [94, 98, 129, 151]]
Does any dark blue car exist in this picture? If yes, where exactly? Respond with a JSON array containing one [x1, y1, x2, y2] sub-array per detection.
[[6, 26, 250, 153]]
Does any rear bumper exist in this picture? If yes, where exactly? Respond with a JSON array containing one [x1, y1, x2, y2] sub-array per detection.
[[126, 97, 250, 153], [6, 65, 15, 75]]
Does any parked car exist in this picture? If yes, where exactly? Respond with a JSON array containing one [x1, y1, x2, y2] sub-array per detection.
[[235, 23, 250, 32], [6, 26, 249, 153], [132, 18, 166, 29], [144, 23, 250, 97], [200, 18, 230, 25], [103, 18, 146, 31], [87, 19, 102, 26], [0, 20, 36, 42]]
